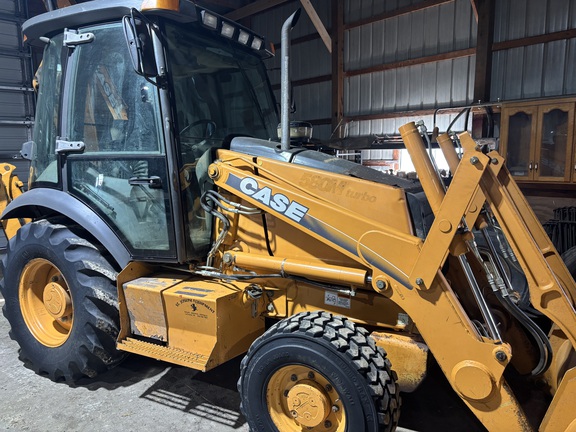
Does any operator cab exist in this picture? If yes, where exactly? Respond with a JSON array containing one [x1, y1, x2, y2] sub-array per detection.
[[22, 0, 278, 264]]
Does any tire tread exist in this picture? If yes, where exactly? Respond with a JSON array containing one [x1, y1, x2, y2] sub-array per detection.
[[239, 311, 401, 431], [0, 220, 125, 382]]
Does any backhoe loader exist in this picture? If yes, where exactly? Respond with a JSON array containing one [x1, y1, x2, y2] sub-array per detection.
[[2, 1, 576, 431]]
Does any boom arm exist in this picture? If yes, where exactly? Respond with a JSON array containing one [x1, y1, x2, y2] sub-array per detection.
[[209, 122, 576, 431]]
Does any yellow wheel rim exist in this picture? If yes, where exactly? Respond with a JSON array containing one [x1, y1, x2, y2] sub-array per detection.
[[267, 365, 346, 431], [19, 258, 73, 347]]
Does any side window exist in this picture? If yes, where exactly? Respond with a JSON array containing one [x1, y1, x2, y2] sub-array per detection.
[[31, 34, 64, 185], [66, 26, 161, 154]]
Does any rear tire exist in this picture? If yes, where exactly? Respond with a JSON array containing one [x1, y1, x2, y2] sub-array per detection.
[[238, 311, 400, 431], [0, 219, 125, 382]]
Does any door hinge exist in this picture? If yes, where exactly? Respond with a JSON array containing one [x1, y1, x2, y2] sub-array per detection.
[[63, 28, 94, 47], [56, 139, 85, 154]]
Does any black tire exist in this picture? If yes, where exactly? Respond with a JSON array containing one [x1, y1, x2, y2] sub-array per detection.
[[238, 311, 400, 432], [0, 219, 125, 382], [562, 245, 576, 279]]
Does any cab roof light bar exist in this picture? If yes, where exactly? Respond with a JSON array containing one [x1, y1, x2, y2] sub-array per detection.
[[199, 9, 271, 55]]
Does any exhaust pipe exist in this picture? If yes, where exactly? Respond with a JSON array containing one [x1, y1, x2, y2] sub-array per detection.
[[280, 9, 301, 150]]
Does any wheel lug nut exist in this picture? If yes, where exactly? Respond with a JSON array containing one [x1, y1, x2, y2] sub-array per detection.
[[290, 374, 298, 381], [307, 371, 315, 379], [331, 405, 339, 412], [325, 384, 332, 392], [324, 420, 332, 428]]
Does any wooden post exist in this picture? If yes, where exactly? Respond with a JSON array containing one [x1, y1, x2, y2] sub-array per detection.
[[473, 0, 495, 103], [331, 0, 344, 138]]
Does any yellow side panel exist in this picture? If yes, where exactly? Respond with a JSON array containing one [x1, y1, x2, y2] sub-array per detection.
[[162, 279, 265, 370], [123, 274, 186, 342]]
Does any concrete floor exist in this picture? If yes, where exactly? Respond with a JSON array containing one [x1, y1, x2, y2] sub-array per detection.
[[0, 248, 486, 432]]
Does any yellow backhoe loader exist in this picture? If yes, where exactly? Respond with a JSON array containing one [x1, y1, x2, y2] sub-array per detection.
[[2, 1, 576, 431]]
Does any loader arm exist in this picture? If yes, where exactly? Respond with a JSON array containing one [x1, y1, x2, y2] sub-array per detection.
[[209, 122, 576, 431]]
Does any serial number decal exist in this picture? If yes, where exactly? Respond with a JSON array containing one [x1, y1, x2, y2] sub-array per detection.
[[324, 291, 351, 309], [238, 177, 309, 223]]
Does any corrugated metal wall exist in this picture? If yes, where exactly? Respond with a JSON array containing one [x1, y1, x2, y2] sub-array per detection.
[[344, 0, 477, 136], [252, 0, 333, 139], [252, 0, 576, 143], [251, 0, 477, 139], [491, 0, 576, 100], [0, 0, 33, 185]]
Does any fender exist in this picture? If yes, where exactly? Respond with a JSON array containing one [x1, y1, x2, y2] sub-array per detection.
[[1, 189, 131, 268]]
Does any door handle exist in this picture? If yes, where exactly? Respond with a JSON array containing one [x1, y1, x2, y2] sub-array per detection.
[[129, 176, 162, 189], [529, 161, 533, 171], [534, 162, 538, 171]]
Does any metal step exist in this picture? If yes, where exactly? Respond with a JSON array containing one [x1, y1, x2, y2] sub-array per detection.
[[117, 337, 210, 370]]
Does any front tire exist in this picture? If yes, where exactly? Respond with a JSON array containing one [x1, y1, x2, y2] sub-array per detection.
[[0, 219, 125, 382], [238, 311, 400, 431]]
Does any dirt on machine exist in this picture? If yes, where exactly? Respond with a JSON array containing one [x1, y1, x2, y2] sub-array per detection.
[[1, 1, 576, 431]]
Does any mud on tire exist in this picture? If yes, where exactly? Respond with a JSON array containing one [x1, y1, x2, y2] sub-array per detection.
[[0, 219, 125, 382]]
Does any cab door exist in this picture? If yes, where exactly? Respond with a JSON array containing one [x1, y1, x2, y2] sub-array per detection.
[[60, 23, 177, 260]]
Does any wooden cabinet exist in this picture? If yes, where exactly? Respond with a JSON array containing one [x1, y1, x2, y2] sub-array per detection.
[[500, 100, 575, 183]]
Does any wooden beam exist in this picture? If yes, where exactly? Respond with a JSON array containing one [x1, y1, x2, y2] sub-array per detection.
[[470, 0, 479, 21], [346, 109, 442, 123], [473, 0, 494, 103], [271, 74, 332, 90], [345, 47, 476, 77], [225, 0, 293, 21], [344, 0, 454, 30], [307, 117, 331, 125], [331, 0, 344, 137], [492, 28, 576, 51], [345, 106, 486, 123], [299, 0, 331, 53], [202, 0, 251, 11], [273, 32, 323, 50]]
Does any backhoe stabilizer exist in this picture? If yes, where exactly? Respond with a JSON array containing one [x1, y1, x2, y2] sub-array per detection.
[[0, 163, 29, 239]]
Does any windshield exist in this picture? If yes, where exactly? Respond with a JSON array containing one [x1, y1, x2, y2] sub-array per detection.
[[164, 21, 278, 151]]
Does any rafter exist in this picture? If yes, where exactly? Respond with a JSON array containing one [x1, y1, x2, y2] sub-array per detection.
[[225, 0, 292, 21], [299, 0, 331, 53]]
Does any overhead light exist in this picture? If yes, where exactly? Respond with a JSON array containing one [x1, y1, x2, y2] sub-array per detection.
[[251, 37, 263, 50], [221, 22, 235, 38], [201, 10, 218, 30], [238, 30, 250, 45]]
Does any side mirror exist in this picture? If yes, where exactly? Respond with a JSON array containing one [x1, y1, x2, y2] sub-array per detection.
[[122, 9, 157, 78]]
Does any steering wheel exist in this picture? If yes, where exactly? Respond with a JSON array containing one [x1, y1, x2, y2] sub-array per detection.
[[180, 119, 216, 139]]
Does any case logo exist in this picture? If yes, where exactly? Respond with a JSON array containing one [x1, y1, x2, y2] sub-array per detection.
[[239, 177, 309, 223]]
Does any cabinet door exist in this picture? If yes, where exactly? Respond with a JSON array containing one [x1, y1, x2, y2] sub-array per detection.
[[535, 103, 574, 182], [500, 106, 538, 180]]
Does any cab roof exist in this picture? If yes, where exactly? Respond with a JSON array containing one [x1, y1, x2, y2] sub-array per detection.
[[23, 0, 198, 43]]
